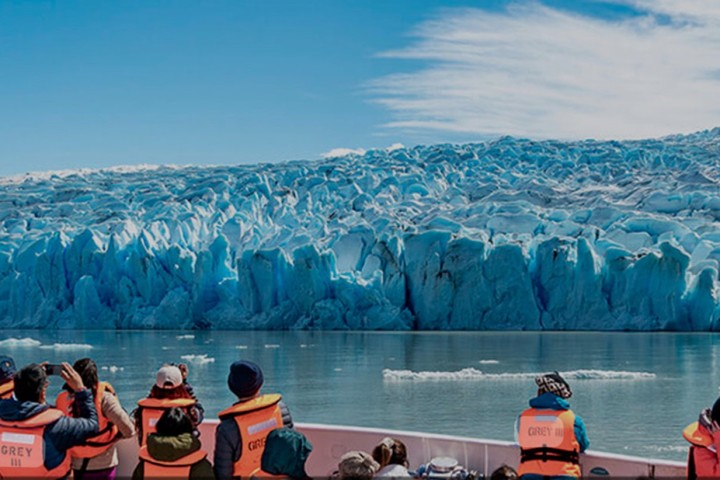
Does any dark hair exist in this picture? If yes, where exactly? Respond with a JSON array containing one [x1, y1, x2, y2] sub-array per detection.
[[490, 465, 518, 480], [155, 407, 194, 437], [73, 358, 99, 393], [371, 437, 409, 469], [13, 364, 47, 403]]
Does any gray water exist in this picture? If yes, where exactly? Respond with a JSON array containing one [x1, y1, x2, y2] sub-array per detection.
[[2, 330, 716, 462]]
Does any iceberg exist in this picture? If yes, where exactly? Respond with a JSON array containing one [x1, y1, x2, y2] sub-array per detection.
[[1, 130, 720, 330]]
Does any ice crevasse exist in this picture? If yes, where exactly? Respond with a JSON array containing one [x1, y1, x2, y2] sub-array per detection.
[[1, 130, 720, 330]]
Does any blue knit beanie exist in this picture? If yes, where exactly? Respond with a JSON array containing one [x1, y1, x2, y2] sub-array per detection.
[[228, 360, 264, 399], [0, 356, 15, 383]]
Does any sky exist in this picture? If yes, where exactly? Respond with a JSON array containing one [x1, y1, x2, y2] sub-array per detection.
[[1, 0, 719, 177]]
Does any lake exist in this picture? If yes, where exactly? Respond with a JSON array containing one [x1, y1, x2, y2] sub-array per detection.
[[1, 330, 715, 462]]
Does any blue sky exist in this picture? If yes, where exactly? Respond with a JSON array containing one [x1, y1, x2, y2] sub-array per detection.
[[1, 1, 718, 177]]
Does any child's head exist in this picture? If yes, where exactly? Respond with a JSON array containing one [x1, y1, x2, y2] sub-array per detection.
[[372, 437, 409, 468], [490, 465, 518, 480], [337, 451, 379, 480]]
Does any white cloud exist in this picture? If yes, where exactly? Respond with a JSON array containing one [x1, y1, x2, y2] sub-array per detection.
[[321, 148, 367, 158], [371, 1, 720, 140]]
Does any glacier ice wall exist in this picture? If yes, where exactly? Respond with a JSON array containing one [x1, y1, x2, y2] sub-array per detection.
[[1, 130, 720, 330]]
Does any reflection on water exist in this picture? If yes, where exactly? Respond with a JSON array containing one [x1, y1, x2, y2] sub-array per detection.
[[2, 330, 718, 461]]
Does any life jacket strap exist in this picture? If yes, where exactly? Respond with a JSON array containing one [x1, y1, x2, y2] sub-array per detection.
[[520, 447, 580, 465]]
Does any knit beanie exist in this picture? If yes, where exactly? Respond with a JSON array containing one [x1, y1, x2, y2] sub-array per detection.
[[535, 371, 572, 399], [0, 356, 15, 383], [228, 360, 264, 399]]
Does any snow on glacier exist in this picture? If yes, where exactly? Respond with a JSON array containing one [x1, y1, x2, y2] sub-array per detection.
[[1, 130, 720, 330]]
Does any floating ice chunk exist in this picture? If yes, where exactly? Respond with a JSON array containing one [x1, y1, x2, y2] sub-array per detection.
[[180, 354, 215, 365], [101, 365, 125, 373], [235, 345, 248, 350], [478, 360, 499, 365], [383, 368, 655, 381], [176, 335, 195, 340], [0, 338, 42, 348], [264, 344, 280, 349], [39, 343, 93, 350]]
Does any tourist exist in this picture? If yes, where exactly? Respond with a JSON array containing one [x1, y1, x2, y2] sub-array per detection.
[[0, 355, 15, 399], [135, 364, 204, 445], [133, 406, 214, 479], [214, 360, 294, 479], [251, 427, 313, 479], [490, 465, 518, 480], [371, 437, 410, 477], [682, 398, 720, 478], [336, 451, 379, 480], [0, 362, 98, 478], [515, 371, 589, 479], [56, 357, 135, 480]]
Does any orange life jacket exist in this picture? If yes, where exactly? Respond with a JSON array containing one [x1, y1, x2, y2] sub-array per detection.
[[136, 397, 197, 446], [517, 407, 581, 478], [218, 394, 284, 478], [0, 408, 70, 478], [137, 444, 208, 478], [55, 381, 120, 459], [0, 380, 13, 400]]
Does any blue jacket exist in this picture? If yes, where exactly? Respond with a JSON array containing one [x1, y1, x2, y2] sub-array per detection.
[[517, 392, 590, 452], [214, 400, 293, 480], [0, 388, 99, 471]]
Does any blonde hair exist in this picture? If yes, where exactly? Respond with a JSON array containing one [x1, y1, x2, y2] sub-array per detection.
[[337, 451, 379, 480]]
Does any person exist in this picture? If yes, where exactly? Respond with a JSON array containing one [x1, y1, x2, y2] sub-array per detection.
[[0, 362, 98, 478], [55, 357, 135, 480], [371, 437, 410, 477], [132, 406, 214, 479], [0, 355, 16, 399], [134, 364, 204, 446], [214, 360, 294, 479], [490, 465, 518, 480], [336, 451, 379, 480], [683, 398, 720, 479], [515, 371, 589, 479], [250, 427, 313, 479]]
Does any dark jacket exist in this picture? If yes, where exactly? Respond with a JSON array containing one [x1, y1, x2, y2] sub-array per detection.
[[259, 428, 312, 480], [0, 388, 98, 471], [132, 432, 215, 480], [214, 400, 293, 480]]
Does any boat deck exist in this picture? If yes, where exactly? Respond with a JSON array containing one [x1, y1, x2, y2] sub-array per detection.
[[115, 421, 686, 478]]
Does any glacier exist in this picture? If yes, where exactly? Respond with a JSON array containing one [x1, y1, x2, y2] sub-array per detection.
[[1, 130, 720, 330]]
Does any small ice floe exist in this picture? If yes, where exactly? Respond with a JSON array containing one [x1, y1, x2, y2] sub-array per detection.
[[39, 343, 93, 351], [180, 354, 215, 365], [264, 344, 280, 349], [0, 337, 42, 348], [176, 335, 195, 340], [334, 368, 343, 372], [479, 360, 499, 365], [235, 345, 248, 350], [101, 366, 125, 373]]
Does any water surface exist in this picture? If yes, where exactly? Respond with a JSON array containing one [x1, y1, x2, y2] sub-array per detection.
[[1, 330, 714, 462]]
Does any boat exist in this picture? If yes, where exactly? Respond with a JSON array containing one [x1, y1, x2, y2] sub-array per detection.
[[115, 420, 686, 478]]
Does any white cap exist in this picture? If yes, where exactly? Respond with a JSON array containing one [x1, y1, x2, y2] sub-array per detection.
[[156, 365, 182, 389]]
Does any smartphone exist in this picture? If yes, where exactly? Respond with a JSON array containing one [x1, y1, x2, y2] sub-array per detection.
[[44, 364, 63, 376]]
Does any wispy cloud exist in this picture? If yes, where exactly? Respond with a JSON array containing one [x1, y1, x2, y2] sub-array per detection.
[[371, 1, 720, 140]]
